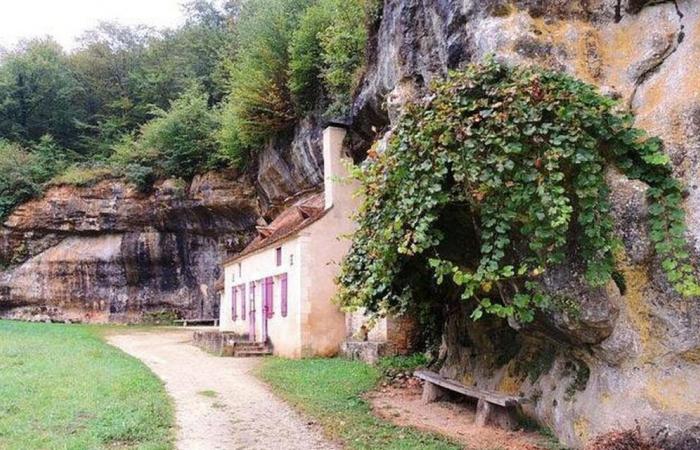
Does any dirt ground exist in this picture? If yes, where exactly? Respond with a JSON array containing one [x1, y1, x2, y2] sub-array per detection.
[[108, 328, 338, 450], [367, 383, 556, 450]]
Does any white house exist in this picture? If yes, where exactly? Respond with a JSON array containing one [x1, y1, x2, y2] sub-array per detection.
[[218, 126, 360, 358]]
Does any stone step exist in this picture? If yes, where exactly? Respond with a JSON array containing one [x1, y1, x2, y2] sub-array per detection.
[[234, 343, 268, 350], [234, 349, 272, 357]]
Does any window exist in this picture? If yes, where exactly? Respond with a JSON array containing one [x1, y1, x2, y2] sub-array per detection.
[[238, 263, 242, 277], [281, 273, 288, 317], [265, 277, 274, 318], [275, 247, 282, 266], [240, 284, 246, 320], [232, 286, 238, 321]]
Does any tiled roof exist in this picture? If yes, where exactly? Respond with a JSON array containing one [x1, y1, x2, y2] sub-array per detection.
[[224, 193, 327, 265]]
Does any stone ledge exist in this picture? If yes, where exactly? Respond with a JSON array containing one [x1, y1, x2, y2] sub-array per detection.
[[193, 330, 249, 356]]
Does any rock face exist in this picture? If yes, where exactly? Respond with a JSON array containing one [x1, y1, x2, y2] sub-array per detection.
[[256, 117, 325, 216], [351, 0, 700, 448], [0, 172, 259, 322]]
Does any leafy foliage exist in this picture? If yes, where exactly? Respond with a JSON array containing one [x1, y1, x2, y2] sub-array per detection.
[[288, 0, 370, 117], [0, 138, 69, 219], [223, 0, 310, 148], [221, 0, 374, 156], [0, 39, 86, 148], [316, 0, 370, 117], [109, 85, 220, 187], [0, 142, 43, 219], [338, 60, 700, 323], [138, 86, 220, 178]]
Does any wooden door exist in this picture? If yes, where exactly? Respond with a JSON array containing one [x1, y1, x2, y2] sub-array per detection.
[[249, 282, 256, 341]]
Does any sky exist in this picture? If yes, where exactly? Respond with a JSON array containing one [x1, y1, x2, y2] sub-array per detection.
[[0, 0, 187, 51]]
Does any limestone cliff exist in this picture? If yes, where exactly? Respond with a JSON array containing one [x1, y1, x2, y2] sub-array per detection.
[[347, 0, 700, 448], [0, 172, 260, 322]]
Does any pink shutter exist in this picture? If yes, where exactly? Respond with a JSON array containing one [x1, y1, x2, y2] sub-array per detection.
[[281, 273, 288, 317], [265, 276, 274, 318], [232, 286, 237, 321], [240, 284, 246, 320]]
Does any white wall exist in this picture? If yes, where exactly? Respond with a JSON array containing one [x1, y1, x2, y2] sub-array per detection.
[[219, 126, 360, 358], [220, 237, 303, 357], [296, 126, 362, 357]]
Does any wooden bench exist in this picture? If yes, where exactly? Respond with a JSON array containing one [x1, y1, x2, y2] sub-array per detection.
[[173, 318, 219, 327], [415, 370, 523, 430]]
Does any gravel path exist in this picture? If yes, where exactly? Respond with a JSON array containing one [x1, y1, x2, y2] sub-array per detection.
[[108, 329, 338, 450]]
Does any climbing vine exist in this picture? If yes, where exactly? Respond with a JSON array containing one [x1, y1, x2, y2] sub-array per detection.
[[337, 59, 699, 323]]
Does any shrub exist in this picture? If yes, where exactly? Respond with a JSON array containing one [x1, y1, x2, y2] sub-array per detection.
[[0, 142, 42, 219], [109, 85, 220, 188], [139, 85, 219, 179], [338, 60, 699, 323], [215, 105, 249, 168], [318, 0, 369, 117], [124, 164, 156, 193], [289, 0, 372, 117], [377, 354, 428, 375], [48, 164, 113, 187], [0, 136, 70, 219]]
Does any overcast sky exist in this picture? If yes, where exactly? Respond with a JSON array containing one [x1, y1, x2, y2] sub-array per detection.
[[0, 0, 187, 51]]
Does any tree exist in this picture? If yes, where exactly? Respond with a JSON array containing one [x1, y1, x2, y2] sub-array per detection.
[[223, 0, 311, 146], [0, 39, 86, 148], [121, 85, 220, 180], [69, 23, 157, 154]]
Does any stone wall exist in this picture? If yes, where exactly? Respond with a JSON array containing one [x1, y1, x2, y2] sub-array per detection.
[[344, 310, 418, 363]]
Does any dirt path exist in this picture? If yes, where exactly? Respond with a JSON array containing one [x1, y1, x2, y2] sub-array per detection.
[[368, 385, 554, 450], [108, 329, 337, 450]]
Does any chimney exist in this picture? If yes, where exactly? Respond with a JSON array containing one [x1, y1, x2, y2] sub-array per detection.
[[323, 125, 349, 210]]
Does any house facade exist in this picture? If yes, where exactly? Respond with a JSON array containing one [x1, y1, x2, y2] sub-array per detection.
[[218, 126, 360, 358]]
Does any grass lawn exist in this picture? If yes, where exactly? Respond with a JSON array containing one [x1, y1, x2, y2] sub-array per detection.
[[0, 320, 174, 450], [257, 357, 461, 450]]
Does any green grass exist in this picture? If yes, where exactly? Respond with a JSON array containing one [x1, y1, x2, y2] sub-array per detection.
[[197, 390, 218, 398], [257, 357, 460, 450], [0, 320, 174, 450]]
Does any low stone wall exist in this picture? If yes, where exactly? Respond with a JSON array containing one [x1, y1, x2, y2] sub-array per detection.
[[193, 330, 248, 356], [341, 340, 393, 364]]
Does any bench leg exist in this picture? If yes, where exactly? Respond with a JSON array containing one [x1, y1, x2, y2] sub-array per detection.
[[421, 381, 447, 404], [475, 399, 520, 430]]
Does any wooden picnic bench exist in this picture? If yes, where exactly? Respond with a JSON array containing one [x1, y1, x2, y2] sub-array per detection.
[[173, 318, 219, 327], [415, 370, 523, 430]]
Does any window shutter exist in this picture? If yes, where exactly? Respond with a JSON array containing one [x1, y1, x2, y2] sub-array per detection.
[[232, 286, 237, 321], [240, 285, 246, 320], [276, 247, 282, 266], [281, 273, 288, 317], [265, 276, 274, 318]]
